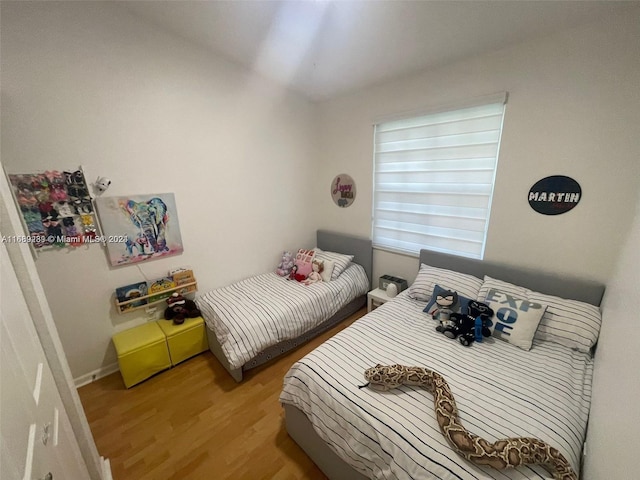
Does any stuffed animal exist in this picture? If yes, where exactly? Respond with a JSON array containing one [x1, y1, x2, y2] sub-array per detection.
[[275, 251, 295, 277], [288, 264, 298, 281], [94, 176, 111, 194], [444, 300, 494, 346], [164, 292, 201, 325], [432, 289, 459, 337], [458, 300, 494, 346], [304, 259, 324, 285]]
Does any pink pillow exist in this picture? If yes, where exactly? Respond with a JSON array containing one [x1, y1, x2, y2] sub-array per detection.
[[295, 249, 315, 278]]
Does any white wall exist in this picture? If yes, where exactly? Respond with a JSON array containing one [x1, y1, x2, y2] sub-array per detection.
[[314, 10, 640, 286], [1, 2, 318, 380], [584, 191, 640, 478]]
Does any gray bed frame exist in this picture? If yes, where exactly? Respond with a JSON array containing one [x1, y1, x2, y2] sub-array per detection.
[[205, 229, 373, 382], [284, 249, 606, 480]]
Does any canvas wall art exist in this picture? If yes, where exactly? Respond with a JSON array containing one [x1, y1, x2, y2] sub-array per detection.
[[95, 193, 184, 266]]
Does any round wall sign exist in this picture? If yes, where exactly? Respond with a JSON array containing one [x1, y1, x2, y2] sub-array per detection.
[[331, 174, 356, 208], [528, 175, 581, 215]]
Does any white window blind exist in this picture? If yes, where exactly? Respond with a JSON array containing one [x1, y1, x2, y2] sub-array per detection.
[[373, 96, 506, 259]]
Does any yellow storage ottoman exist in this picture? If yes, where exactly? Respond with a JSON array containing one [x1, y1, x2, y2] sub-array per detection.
[[112, 321, 171, 388], [157, 316, 208, 365]]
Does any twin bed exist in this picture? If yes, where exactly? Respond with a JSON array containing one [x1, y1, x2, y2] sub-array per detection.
[[280, 249, 605, 480], [196, 230, 372, 382]]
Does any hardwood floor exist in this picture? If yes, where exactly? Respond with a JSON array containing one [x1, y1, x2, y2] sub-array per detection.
[[78, 308, 366, 480]]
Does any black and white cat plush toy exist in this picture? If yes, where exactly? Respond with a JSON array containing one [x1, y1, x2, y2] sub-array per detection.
[[451, 300, 494, 347]]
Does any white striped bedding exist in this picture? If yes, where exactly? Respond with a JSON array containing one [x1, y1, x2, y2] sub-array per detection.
[[280, 291, 593, 480], [196, 264, 369, 370]]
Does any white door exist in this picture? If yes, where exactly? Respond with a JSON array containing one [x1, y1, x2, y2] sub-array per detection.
[[0, 240, 90, 480]]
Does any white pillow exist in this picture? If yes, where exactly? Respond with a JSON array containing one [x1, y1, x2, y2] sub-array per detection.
[[314, 248, 353, 280], [479, 276, 602, 353], [484, 288, 546, 351], [319, 259, 335, 283], [478, 276, 528, 302], [408, 263, 483, 302], [529, 290, 602, 353]]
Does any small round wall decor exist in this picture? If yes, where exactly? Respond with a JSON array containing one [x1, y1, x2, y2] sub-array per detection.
[[331, 174, 356, 208], [528, 175, 581, 215]]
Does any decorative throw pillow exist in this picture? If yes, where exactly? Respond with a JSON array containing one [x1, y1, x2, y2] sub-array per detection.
[[423, 284, 472, 316], [479, 276, 602, 353], [314, 248, 354, 280], [320, 259, 335, 283], [409, 263, 483, 303], [294, 248, 315, 278], [484, 288, 546, 351]]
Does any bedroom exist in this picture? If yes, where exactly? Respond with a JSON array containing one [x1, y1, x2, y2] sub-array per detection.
[[1, 1, 638, 479]]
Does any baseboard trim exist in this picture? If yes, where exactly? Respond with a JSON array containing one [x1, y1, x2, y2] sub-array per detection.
[[74, 363, 119, 388], [101, 456, 113, 480]]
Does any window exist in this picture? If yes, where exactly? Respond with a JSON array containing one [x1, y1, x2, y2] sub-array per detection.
[[372, 94, 507, 259]]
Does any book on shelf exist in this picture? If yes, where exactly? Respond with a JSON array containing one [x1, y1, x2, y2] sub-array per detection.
[[169, 266, 192, 276], [115, 282, 148, 312], [172, 269, 196, 294], [147, 277, 177, 304]]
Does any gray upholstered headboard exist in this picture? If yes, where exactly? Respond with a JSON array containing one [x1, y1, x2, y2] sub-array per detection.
[[419, 250, 605, 307], [317, 230, 373, 288]]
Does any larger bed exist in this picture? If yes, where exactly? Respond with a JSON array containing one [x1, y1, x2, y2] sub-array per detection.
[[280, 249, 605, 480], [196, 230, 372, 382]]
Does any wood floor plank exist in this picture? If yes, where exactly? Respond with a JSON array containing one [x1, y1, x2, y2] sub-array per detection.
[[78, 307, 366, 479]]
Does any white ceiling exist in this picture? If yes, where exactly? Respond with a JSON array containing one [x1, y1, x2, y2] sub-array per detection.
[[123, 1, 638, 101]]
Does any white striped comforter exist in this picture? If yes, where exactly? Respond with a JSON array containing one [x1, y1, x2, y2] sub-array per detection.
[[280, 291, 593, 480], [196, 264, 369, 370]]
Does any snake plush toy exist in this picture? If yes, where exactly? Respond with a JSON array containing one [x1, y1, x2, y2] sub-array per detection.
[[361, 364, 577, 480]]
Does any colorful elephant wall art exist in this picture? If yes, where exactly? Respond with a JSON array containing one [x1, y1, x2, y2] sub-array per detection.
[[95, 193, 184, 266]]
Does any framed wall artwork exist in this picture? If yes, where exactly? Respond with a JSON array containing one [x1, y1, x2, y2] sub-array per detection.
[[95, 193, 184, 266]]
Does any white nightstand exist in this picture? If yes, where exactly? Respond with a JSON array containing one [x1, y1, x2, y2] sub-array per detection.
[[367, 288, 393, 312]]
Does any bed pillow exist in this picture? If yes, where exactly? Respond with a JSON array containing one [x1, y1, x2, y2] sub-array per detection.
[[319, 259, 334, 283], [477, 276, 528, 303], [528, 291, 602, 352], [408, 263, 483, 303], [423, 284, 472, 316], [484, 288, 546, 351], [314, 248, 353, 280], [479, 276, 602, 352]]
